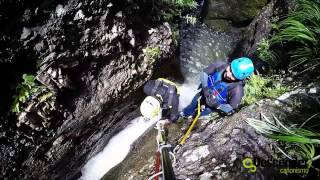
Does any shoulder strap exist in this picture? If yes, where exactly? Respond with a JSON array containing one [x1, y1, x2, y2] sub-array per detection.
[[151, 80, 162, 96], [158, 78, 180, 95]]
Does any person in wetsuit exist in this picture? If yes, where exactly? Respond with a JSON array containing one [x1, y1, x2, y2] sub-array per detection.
[[140, 78, 180, 123], [182, 57, 254, 117]]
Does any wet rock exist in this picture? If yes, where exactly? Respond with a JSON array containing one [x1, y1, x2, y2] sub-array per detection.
[[203, 0, 268, 31], [21, 9, 32, 24], [309, 87, 317, 94], [118, 83, 320, 179], [56, 5, 66, 17], [200, 172, 212, 180], [236, 0, 291, 55], [0, 0, 175, 179], [20, 27, 32, 40], [115, 11, 123, 18], [74, 10, 85, 20], [183, 145, 210, 162]]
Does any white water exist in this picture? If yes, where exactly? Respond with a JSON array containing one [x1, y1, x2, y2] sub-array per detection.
[[80, 81, 199, 180], [80, 116, 160, 180]]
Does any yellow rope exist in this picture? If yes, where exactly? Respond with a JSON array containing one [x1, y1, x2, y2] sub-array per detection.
[[179, 96, 201, 145]]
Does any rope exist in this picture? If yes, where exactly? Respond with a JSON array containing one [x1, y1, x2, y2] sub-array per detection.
[[179, 96, 201, 145], [153, 151, 161, 180], [148, 171, 163, 180], [169, 151, 176, 165], [151, 120, 176, 180]]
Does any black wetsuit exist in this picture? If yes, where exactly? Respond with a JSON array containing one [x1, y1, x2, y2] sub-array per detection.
[[143, 79, 179, 122]]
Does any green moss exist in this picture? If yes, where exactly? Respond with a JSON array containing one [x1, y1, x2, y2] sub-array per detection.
[[242, 74, 290, 105], [143, 47, 161, 59], [243, 0, 268, 19]]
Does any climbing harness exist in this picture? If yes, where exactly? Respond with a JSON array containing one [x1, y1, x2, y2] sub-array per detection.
[[149, 120, 176, 180], [173, 96, 202, 153]]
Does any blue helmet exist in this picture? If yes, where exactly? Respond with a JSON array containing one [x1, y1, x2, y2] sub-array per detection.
[[230, 57, 254, 80]]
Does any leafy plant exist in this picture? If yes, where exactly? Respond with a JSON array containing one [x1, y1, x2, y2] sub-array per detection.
[[143, 47, 161, 59], [159, 0, 197, 22], [242, 74, 289, 105], [172, 28, 179, 45], [246, 114, 320, 144], [185, 14, 197, 25], [162, 0, 197, 10], [256, 38, 278, 66], [12, 74, 55, 115], [270, 0, 320, 70], [246, 113, 320, 168], [12, 74, 39, 113]]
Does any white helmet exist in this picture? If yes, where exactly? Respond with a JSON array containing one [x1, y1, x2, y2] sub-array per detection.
[[140, 96, 161, 119]]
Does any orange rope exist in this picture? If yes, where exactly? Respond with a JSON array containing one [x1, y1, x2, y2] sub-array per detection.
[[153, 151, 161, 180]]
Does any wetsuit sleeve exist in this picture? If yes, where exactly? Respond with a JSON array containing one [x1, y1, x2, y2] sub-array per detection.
[[203, 61, 227, 74], [228, 84, 244, 110], [200, 72, 209, 88], [143, 80, 155, 96]]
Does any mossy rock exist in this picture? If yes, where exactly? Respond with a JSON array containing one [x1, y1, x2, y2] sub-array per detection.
[[204, 19, 233, 32], [203, 0, 268, 25]]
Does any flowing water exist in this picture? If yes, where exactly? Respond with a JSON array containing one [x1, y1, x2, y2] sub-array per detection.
[[80, 10, 235, 180], [80, 116, 160, 180]]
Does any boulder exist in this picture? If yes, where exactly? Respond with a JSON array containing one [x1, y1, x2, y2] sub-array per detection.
[[203, 0, 268, 31]]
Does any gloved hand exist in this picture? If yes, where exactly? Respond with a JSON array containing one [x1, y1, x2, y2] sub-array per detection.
[[205, 93, 220, 108], [217, 104, 234, 115]]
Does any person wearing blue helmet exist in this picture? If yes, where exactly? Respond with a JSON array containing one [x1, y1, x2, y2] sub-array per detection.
[[182, 57, 254, 117]]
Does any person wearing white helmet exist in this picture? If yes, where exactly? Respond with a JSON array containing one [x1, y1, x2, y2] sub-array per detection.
[[182, 57, 254, 117], [140, 78, 180, 122]]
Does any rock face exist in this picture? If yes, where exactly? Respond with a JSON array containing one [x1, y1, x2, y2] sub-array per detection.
[[0, 0, 174, 179], [235, 0, 291, 56], [173, 101, 280, 180], [202, 0, 268, 32], [111, 83, 320, 179], [110, 101, 278, 179]]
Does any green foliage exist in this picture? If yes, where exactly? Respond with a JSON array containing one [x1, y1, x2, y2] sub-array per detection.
[[256, 38, 278, 65], [297, 144, 315, 165], [172, 28, 179, 45], [270, 0, 320, 69], [246, 114, 320, 168], [185, 14, 197, 25], [163, 0, 197, 10], [143, 47, 161, 59], [12, 74, 55, 114], [246, 114, 320, 144], [159, 0, 197, 22], [12, 74, 39, 113], [242, 74, 289, 105]]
